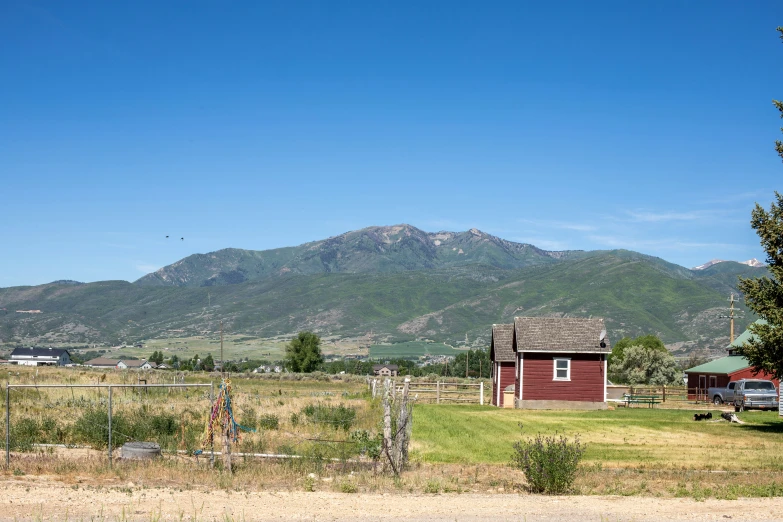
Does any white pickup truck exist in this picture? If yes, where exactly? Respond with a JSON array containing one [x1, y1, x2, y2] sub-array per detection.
[[708, 379, 779, 410], [707, 381, 739, 405], [731, 379, 779, 412]]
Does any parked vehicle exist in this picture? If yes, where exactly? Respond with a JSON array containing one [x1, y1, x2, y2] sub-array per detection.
[[732, 379, 779, 412], [708, 381, 739, 405]]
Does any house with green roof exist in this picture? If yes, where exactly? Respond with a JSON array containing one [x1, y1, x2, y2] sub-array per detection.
[[685, 320, 778, 400]]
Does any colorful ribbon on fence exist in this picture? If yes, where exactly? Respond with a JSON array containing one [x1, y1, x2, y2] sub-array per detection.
[[202, 378, 254, 448]]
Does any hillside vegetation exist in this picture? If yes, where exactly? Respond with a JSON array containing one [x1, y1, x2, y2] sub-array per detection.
[[0, 226, 766, 356], [134, 224, 582, 287]]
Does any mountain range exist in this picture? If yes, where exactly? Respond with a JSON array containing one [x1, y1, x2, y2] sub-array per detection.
[[692, 258, 766, 270], [0, 224, 768, 356]]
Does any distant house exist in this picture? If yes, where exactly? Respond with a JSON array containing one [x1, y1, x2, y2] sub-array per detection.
[[490, 324, 515, 408], [124, 359, 155, 370], [490, 317, 610, 409], [10, 347, 71, 366], [373, 364, 399, 377], [685, 320, 779, 400], [84, 357, 125, 369]]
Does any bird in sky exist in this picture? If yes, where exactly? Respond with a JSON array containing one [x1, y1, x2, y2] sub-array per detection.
[[181, 237, 184, 241], [166, 235, 169, 239]]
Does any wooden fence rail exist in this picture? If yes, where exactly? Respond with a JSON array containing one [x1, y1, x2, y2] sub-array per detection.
[[610, 385, 730, 404], [369, 380, 485, 405]]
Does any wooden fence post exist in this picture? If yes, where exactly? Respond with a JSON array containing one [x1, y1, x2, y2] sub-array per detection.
[[382, 379, 393, 473], [436, 381, 440, 404], [663, 385, 666, 403], [480, 382, 484, 405]]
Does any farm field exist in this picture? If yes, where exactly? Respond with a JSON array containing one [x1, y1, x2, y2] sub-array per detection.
[[369, 341, 464, 358], [4, 366, 783, 506], [115, 335, 289, 362]]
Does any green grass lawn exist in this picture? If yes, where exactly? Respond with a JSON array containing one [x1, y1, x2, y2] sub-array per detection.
[[369, 341, 464, 358], [411, 405, 783, 471]]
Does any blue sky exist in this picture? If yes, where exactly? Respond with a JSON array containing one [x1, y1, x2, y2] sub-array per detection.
[[1, 1, 782, 287]]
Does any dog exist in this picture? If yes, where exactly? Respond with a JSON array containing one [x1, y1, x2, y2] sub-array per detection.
[[693, 412, 713, 421]]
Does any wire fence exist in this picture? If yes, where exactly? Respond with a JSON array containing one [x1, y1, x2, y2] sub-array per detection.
[[3, 377, 382, 473]]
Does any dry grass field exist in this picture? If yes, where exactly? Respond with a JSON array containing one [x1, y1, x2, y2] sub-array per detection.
[[3, 365, 783, 516]]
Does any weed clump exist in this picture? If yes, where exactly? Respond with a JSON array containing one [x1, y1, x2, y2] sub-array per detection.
[[511, 430, 585, 495], [299, 403, 356, 431]]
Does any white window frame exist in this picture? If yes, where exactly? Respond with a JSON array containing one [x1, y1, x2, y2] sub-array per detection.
[[553, 357, 571, 381]]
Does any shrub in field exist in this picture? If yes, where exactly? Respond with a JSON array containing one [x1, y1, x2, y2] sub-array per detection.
[[258, 414, 279, 430], [300, 403, 356, 431], [511, 431, 585, 494], [72, 409, 129, 448], [10, 415, 66, 450], [349, 430, 382, 461], [71, 409, 179, 449], [10, 418, 39, 451]]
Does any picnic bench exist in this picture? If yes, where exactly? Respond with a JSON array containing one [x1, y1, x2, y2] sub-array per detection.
[[622, 394, 662, 408]]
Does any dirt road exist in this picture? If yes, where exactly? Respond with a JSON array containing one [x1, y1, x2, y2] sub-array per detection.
[[1, 479, 781, 521]]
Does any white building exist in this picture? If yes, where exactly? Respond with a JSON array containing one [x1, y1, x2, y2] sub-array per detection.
[[10, 347, 71, 366]]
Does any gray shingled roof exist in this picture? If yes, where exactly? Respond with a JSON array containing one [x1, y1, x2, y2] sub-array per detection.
[[513, 317, 610, 353], [491, 324, 515, 362], [85, 357, 122, 366]]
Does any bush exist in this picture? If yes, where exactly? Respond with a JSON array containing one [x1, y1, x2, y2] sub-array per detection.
[[10, 415, 66, 450], [349, 430, 382, 461], [511, 431, 585, 494], [258, 414, 279, 430], [71, 409, 180, 449], [300, 403, 356, 431], [72, 409, 129, 448]]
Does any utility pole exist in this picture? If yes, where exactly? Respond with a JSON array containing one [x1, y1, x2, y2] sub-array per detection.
[[719, 294, 742, 344], [220, 321, 224, 376], [729, 294, 736, 343], [466, 351, 469, 379]]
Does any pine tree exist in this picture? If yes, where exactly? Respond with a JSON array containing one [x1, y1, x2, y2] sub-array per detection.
[[284, 331, 324, 373], [736, 27, 783, 379]]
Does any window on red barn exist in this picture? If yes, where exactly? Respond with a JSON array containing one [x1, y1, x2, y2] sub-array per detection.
[[553, 358, 570, 381]]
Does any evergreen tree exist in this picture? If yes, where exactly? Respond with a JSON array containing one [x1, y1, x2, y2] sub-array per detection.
[[736, 27, 783, 379], [284, 331, 324, 373]]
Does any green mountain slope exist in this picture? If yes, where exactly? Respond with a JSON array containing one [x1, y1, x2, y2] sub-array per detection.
[[691, 261, 770, 296], [0, 252, 758, 354], [134, 225, 581, 287]]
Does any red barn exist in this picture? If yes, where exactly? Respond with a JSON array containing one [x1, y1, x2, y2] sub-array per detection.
[[685, 320, 779, 401], [490, 324, 515, 407], [685, 356, 779, 401], [512, 317, 610, 410]]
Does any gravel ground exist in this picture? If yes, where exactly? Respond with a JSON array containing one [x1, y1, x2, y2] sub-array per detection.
[[2, 479, 782, 521]]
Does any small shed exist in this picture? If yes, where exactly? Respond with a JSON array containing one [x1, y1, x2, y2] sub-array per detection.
[[512, 317, 610, 410], [490, 324, 515, 407]]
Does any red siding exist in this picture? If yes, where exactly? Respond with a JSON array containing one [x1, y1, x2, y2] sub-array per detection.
[[492, 362, 516, 406], [729, 367, 779, 386], [521, 352, 605, 402], [686, 368, 779, 400]]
